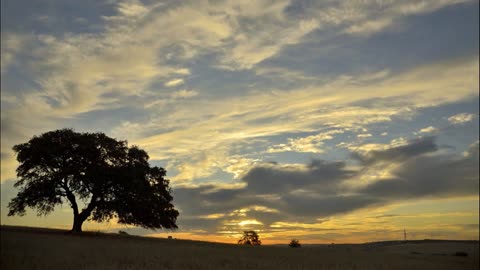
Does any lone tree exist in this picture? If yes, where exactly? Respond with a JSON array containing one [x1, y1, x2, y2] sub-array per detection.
[[238, 230, 261, 245], [289, 239, 301, 248], [8, 129, 179, 232]]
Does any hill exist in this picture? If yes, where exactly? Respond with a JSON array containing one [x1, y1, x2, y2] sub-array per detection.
[[1, 225, 478, 270]]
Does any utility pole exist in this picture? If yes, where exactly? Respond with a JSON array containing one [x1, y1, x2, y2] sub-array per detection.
[[404, 229, 407, 241]]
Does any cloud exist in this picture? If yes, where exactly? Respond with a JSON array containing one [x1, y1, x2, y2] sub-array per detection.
[[172, 160, 360, 226], [418, 126, 438, 133], [267, 0, 469, 42], [267, 129, 344, 153], [172, 184, 247, 218], [164, 79, 185, 88], [360, 140, 479, 199], [224, 157, 259, 179], [126, 57, 477, 184], [352, 136, 438, 165], [357, 133, 372, 138], [448, 113, 476, 125], [172, 137, 477, 228], [0, 32, 31, 74], [2, 0, 477, 150], [254, 66, 318, 85], [168, 149, 229, 182], [218, 17, 320, 69], [281, 194, 380, 218], [170, 89, 198, 99], [242, 160, 355, 195], [116, 1, 150, 17], [343, 137, 409, 153], [345, 17, 393, 35], [238, 219, 263, 226], [173, 68, 191, 75], [2, 54, 477, 189], [340, 0, 472, 36]]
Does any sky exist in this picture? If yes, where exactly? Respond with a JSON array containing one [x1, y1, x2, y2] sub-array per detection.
[[1, 0, 478, 244]]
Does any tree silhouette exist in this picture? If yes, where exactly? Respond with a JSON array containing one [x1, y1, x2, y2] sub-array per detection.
[[289, 239, 301, 248], [238, 230, 261, 245], [8, 129, 179, 232]]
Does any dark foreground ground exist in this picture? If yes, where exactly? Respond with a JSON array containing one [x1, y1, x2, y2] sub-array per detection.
[[1, 226, 478, 270]]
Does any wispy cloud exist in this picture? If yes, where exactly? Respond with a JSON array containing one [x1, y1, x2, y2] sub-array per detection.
[[357, 133, 373, 138], [116, 1, 150, 17], [267, 129, 344, 153], [165, 79, 185, 88], [132, 58, 477, 179], [170, 89, 198, 99], [0, 32, 31, 74]]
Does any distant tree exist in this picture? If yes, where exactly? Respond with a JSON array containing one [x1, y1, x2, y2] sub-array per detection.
[[8, 129, 179, 233], [289, 239, 301, 248], [238, 230, 261, 245]]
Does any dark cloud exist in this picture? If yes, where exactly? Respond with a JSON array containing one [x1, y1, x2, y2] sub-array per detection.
[[242, 210, 286, 226], [172, 185, 251, 217], [281, 194, 381, 218], [360, 141, 479, 199], [170, 159, 362, 232], [170, 137, 478, 234], [353, 136, 438, 165], [242, 160, 354, 194]]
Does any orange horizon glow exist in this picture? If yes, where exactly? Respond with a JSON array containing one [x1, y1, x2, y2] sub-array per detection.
[[3, 223, 478, 245]]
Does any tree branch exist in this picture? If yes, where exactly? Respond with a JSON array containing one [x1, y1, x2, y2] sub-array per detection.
[[79, 193, 98, 220], [62, 180, 79, 216]]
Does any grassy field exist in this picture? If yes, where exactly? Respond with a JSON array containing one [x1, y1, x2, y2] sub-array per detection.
[[1, 226, 478, 270]]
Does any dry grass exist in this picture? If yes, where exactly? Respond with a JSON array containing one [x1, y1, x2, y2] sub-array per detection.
[[1, 226, 478, 270]]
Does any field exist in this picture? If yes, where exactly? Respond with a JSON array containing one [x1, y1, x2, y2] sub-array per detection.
[[1, 226, 478, 270]]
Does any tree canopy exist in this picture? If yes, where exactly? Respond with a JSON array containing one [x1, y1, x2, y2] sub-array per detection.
[[8, 129, 179, 232], [289, 239, 301, 248], [238, 230, 261, 245]]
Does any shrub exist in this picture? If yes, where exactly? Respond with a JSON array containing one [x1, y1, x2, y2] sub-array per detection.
[[289, 239, 301, 248]]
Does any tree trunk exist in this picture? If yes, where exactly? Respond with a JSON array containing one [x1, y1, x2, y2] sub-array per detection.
[[71, 214, 84, 233], [68, 191, 97, 233]]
